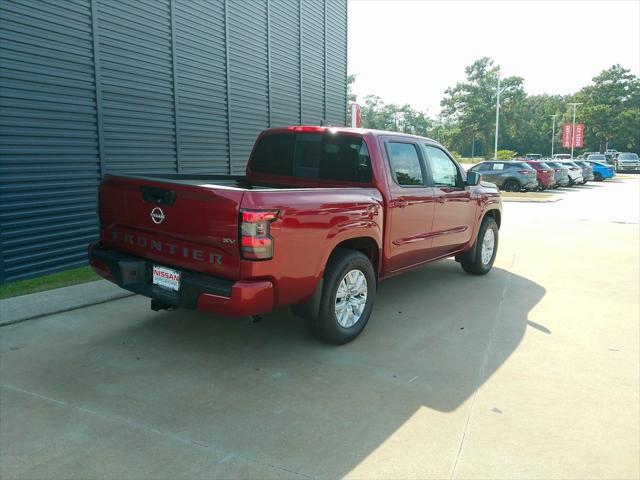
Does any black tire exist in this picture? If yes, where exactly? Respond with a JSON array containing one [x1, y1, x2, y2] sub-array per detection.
[[502, 179, 520, 192], [305, 249, 376, 345], [460, 216, 499, 275], [594, 173, 603, 181]]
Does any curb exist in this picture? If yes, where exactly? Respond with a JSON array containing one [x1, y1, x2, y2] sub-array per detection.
[[0, 280, 135, 326], [501, 196, 562, 203]]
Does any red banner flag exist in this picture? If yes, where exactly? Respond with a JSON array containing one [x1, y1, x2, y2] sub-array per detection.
[[573, 123, 584, 148], [562, 124, 573, 148], [350, 103, 361, 128]]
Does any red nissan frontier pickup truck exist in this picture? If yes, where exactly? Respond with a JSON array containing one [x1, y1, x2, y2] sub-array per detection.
[[89, 126, 502, 344]]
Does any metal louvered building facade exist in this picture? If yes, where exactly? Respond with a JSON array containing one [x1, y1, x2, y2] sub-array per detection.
[[0, 0, 348, 283]]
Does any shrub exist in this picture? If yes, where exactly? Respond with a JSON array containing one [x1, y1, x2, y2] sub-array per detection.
[[496, 149, 518, 160]]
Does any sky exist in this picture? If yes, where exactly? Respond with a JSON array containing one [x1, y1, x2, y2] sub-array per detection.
[[348, 0, 640, 115]]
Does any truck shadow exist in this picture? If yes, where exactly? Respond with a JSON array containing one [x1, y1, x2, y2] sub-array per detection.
[[5, 260, 547, 478]]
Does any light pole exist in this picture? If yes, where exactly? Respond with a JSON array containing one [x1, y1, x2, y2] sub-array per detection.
[[493, 70, 508, 160], [568, 102, 582, 160], [494, 72, 501, 160], [549, 114, 558, 157], [471, 133, 476, 158]]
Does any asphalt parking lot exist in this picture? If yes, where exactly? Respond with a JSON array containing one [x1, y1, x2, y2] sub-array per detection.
[[1, 177, 638, 479]]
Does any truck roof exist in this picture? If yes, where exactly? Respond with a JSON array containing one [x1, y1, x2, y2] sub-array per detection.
[[262, 125, 443, 146]]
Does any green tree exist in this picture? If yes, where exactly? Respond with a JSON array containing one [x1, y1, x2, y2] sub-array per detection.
[[505, 94, 567, 156], [347, 73, 357, 103], [574, 65, 640, 152], [360, 95, 431, 135], [440, 57, 525, 158]]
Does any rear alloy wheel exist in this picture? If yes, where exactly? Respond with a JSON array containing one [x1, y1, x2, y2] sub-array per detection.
[[305, 249, 376, 344], [502, 179, 520, 192], [334, 270, 368, 329], [460, 216, 499, 275]]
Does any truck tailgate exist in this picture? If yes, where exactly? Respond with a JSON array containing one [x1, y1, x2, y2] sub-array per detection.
[[99, 174, 244, 280]]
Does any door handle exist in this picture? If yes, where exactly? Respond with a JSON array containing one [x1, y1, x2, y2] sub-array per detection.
[[436, 196, 446, 204], [393, 200, 409, 208]]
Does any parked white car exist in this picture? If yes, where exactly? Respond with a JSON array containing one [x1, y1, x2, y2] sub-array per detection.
[[560, 161, 584, 185]]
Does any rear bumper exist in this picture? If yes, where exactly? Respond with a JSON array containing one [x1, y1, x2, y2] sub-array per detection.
[[88, 243, 274, 317], [568, 175, 583, 184], [538, 177, 555, 188]]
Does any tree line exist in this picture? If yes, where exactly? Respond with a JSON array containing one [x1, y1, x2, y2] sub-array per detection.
[[350, 58, 639, 158]]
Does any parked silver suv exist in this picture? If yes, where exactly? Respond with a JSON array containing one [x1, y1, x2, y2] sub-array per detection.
[[545, 161, 571, 187], [469, 161, 538, 191], [573, 161, 594, 183]]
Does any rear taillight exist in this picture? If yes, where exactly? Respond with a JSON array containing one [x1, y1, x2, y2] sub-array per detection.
[[240, 210, 279, 260], [570, 167, 578, 171], [518, 170, 533, 174], [555, 168, 560, 172]]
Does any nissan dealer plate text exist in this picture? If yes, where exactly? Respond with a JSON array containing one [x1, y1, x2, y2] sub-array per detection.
[[152, 266, 181, 291]]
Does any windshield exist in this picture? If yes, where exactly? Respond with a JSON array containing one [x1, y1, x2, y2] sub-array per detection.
[[587, 154, 606, 160], [618, 153, 638, 161], [251, 132, 372, 182]]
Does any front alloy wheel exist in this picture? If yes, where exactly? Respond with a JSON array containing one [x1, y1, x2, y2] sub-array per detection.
[[480, 228, 495, 266], [460, 216, 499, 275]]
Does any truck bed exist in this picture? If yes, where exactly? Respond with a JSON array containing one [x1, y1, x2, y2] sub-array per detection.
[[98, 172, 384, 289], [121, 174, 310, 190]]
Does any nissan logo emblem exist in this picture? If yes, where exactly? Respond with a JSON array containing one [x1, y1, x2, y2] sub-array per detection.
[[150, 207, 165, 224]]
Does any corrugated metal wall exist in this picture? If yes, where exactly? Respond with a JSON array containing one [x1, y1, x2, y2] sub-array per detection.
[[0, 0, 348, 283], [0, 0, 101, 283]]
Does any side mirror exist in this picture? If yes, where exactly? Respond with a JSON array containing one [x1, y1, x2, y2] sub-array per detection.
[[466, 170, 481, 186]]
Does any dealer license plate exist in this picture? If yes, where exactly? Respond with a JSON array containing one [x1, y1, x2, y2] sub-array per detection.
[[152, 265, 181, 291]]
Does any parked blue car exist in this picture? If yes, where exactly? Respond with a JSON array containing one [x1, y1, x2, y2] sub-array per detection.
[[586, 161, 615, 181]]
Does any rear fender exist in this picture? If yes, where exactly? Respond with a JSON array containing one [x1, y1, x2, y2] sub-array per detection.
[[318, 223, 383, 278], [293, 227, 381, 322]]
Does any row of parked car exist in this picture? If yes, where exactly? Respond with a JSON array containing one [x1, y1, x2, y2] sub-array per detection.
[[577, 152, 640, 173], [468, 157, 616, 192]]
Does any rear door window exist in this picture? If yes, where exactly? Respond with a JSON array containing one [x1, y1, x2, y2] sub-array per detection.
[[473, 162, 493, 171], [385, 142, 425, 186], [510, 162, 534, 170]]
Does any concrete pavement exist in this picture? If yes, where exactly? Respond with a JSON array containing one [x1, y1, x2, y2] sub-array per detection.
[[0, 279, 134, 326], [1, 177, 638, 479]]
